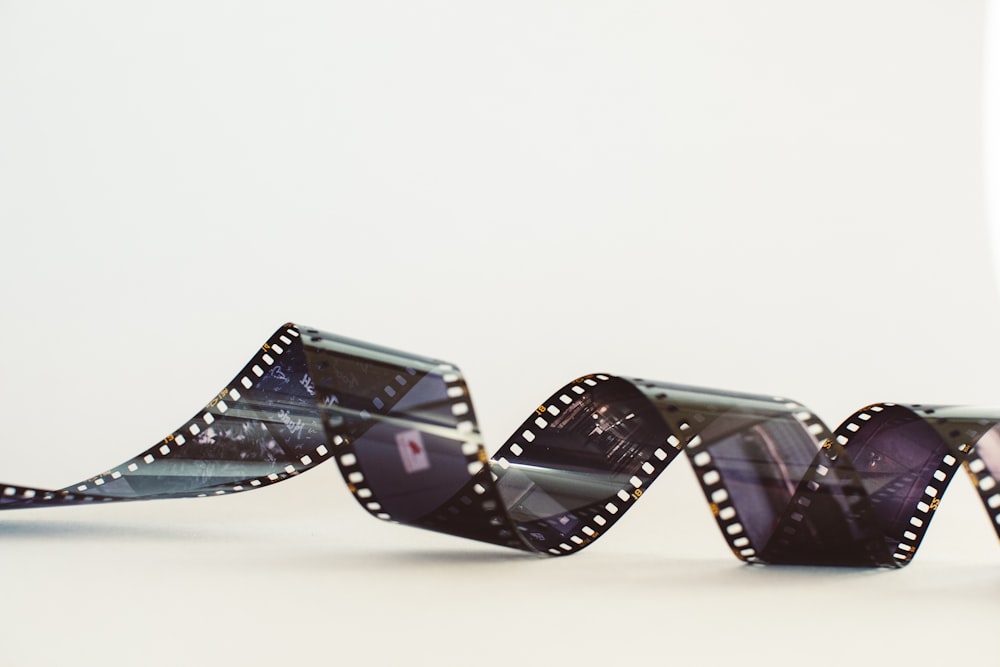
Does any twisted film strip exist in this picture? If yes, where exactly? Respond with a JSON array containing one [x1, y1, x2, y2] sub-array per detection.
[[3, 323, 1000, 567]]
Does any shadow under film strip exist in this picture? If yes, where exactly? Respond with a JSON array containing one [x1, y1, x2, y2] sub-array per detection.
[[3, 323, 1000, 567]]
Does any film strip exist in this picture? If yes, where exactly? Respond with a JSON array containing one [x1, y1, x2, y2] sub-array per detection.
[[2, 323, 1000, 568]]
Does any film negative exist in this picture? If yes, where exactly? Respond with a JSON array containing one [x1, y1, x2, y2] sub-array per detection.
[[2, 323, 999, 567]]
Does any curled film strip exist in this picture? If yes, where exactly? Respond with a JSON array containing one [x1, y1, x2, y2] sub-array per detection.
[[3, 323, 1000, 567]]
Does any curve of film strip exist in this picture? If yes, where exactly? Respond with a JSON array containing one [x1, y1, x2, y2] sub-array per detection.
[[3, 323, 1000, 567]]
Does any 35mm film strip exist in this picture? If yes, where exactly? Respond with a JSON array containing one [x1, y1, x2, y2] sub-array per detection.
[[3, 323, 999, 567]]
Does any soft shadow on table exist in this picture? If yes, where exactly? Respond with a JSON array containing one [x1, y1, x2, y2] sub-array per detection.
[[4, 517, 997, 595], [0, 518, 218, 541], [262, 543, 889, 581], [0, 516, 537, 564]]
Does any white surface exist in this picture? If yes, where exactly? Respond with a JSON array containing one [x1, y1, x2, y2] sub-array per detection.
[[1, 2, 998, 665]]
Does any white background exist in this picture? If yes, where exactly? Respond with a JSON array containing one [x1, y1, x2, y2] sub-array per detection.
[[1, 2, 999, 665]]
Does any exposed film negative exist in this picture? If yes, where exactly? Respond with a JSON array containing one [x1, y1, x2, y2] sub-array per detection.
[[3, 323, 1000, 567]]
